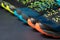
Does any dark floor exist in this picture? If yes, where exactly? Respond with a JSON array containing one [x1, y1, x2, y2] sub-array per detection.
[[0, 7, 60, 40]]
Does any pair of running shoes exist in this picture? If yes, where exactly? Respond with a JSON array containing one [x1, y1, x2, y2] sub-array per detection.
[[0, 1, 60, 38]]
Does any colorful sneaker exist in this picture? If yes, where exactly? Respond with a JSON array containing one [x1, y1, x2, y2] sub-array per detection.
[[27, 7, 60, 38]]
